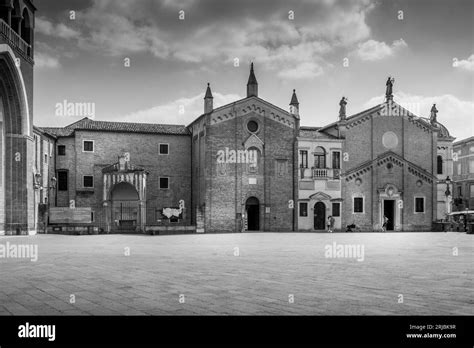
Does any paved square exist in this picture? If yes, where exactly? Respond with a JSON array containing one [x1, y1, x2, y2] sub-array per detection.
[[0, 232, 472, 315]]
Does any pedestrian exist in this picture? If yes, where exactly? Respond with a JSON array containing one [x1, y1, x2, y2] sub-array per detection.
[[382, 215, 389, 232], [327, 216, 333, 233], [330, 215, 335, 233]]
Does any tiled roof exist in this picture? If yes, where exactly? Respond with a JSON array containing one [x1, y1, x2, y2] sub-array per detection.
[[40, 118, 190, 137], [299, 126, 339, 139], [40, 127, 75, 137]]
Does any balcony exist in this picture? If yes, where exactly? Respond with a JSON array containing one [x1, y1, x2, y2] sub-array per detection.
[[299, 167, 341, 180], [0, 19, 32, 60]]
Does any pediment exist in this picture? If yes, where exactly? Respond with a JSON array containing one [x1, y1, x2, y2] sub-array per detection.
[[243, 133, 264, 152], [343, 151, 435, 184], [309, 192, 332, 201]]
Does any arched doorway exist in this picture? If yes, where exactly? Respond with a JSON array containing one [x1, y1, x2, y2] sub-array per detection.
[[0, 47, 31, 234], [110, 182, 139, 232], [314, 202, 326, 230], [245, 197, 260, 231]]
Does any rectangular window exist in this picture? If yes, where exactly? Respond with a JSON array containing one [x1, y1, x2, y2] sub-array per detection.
[[332, 151, 341, 169], [57, 171, 68, 191], [299, 150, 308, 168], [415, 197, 425, 213], [83, 175, 94, 188], [457, 185, 462, 197], [332, 202, 340, 217], [159, 177, 169, 189], [314, 154, 326, 169], [457, 163, 462, 175], [44, 154, 48, 164], [299, 202, 308, 217], [159, 144, 169, 155], [353, 197, 364, 213], [469, 160, 474, 174], [58, 145, 66, 156], [83, 140, 94, 152], [470, 184, 474, 198]]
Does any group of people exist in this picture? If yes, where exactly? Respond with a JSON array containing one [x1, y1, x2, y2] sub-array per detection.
[[328, 215, 391, 232]]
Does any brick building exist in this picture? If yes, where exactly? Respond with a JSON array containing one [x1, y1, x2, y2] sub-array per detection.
[[189, 64, 299, 233], [42, 118, 191, 233], [452, 136, 474, 211]]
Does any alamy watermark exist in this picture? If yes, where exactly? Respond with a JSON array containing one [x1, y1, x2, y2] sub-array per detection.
[[0, 242, 38, 262], [216, 147, 257, 164], [55, 99, 95, 118], [325, 242, 365, 262]]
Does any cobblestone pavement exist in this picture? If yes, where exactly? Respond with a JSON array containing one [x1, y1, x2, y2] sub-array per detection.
[[0, 232, 472, 315]]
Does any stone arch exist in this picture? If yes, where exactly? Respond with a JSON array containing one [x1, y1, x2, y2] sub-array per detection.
[[0, 45, 32, 234]]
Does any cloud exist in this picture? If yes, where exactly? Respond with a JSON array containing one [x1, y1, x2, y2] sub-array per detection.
[[454, 54, 474, 72], [363, 91, 474, 140], [35, 52, 61, 69], [353, 38, 407, 61], [36, 17, 80, 39], [118, 92, 242, 125], [38, 0, 375, 80]]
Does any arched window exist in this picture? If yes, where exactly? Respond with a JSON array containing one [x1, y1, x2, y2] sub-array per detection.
[[21, 9, 31, 43], [437, 155, 443, 175], [314, 147, 326, 169]]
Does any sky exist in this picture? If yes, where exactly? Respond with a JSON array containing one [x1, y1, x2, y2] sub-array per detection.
[[33, 0, 473, 140]]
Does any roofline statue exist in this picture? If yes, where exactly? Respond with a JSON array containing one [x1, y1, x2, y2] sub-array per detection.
[[339, 96, 348, 120]]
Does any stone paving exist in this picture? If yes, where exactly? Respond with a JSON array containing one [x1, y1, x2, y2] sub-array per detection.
[[0, 232, 472, 315]]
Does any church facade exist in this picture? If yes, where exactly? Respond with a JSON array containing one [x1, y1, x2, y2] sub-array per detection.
[[0, 3, 457, 234]]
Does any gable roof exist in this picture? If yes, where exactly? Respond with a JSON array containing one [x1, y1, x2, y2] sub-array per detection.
[[318, 100, 453, 140], [40, 117, 190, 137], [298, 126, 339, 140]]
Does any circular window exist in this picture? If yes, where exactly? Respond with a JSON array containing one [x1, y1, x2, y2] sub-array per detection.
[[387, 163, 393, 170], [382, 131, 398, 149], [247, 120, 258, 133]]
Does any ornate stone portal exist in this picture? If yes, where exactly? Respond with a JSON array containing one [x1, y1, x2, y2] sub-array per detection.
[[102, 153, 148, 233]]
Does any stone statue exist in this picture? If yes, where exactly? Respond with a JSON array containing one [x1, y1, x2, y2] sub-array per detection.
[[339, 96, 347, 120], [386, 77, 394, 99], [430, 104, 438, 125]]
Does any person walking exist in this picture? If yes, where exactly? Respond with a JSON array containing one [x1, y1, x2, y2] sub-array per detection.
[[382, 215, 389, 232], [330, 215, 335, 233], [327, 216, 333, 233]]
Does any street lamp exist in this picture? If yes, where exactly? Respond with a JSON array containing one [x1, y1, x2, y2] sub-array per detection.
[[445, 176, 452, 215], [445, 176, 451, 197]]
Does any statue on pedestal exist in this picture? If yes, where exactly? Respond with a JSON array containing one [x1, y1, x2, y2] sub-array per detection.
[[339, 96, 347, 120]]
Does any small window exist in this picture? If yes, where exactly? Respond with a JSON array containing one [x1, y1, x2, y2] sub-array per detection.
[[469, 160, 474, 174], [159, 144, 169, 155], [332, 202, 340, 217], [159, 177, 169, 189], [83, 175, 94, 188], [437, 155, 443, 174], [353, 197, 364, 213], [57, 171, 68, 191], [58, 145, 66, 156], [415, 197, 425, 213], [247, 120, 258, 133], [83, 140, 94, 152], [91, 211, 94, 222], [470, 184, 474, 198], [332, 151, 341, 169], [299, 203, 308, 217], [44, 154, 48, 164]]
